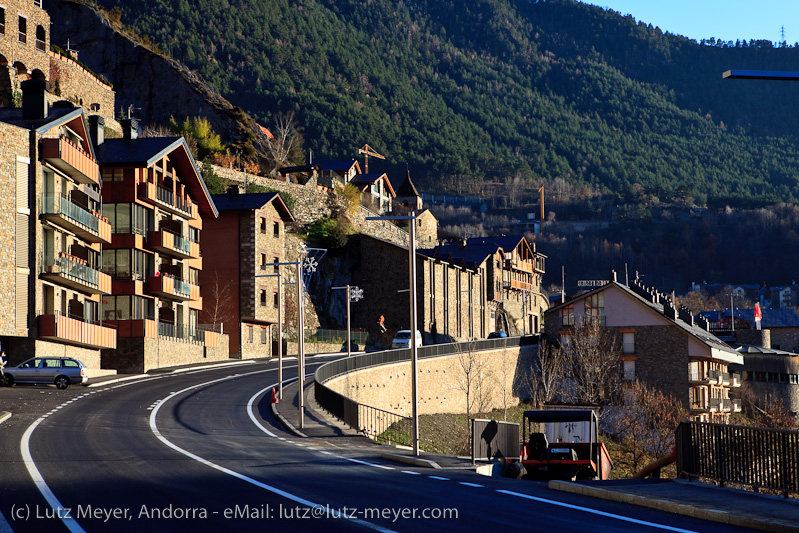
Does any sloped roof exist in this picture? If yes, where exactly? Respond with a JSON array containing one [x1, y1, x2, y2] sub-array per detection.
[[350, 173, 397, 197], [396, 170, 421, 198], [211, 192, 294, 222], [315, 160, 361, 173], [95, 137, 217, 218], [0, 105, 97, 160], [418, 241, 497, 271]]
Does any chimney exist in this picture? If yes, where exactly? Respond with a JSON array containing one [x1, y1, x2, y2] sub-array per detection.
[[120, 118, 140, 140], [610, 270, 617, 283], [88, 115, 105, 148], [21, 79, 47, 119]]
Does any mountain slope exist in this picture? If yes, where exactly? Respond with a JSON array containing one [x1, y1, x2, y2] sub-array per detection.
[[79, 0, 799, 205]]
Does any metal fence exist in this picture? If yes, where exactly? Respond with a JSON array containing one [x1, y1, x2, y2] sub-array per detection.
[[284, 328, 368, 345], [676, 421, 799, 496], [472, 419, 519, 463], [314, 336, 536, 441]]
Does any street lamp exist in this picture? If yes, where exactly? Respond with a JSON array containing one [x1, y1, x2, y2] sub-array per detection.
[[332, 285, 363, 358], [258, 246, 325, 428], [366, 212, 420, 456]]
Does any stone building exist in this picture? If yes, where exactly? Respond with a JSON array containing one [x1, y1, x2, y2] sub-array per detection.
[[0, 0, 51, 106], [421, 236, 547, 336], [0, 79, 115, 370], [349, 172, 394, 214], [200, 191, 294, 359], [95, 118, 227, 373], [544, 274, 743, 423]]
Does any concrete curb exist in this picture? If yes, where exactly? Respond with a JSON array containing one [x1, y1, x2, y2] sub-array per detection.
[[271, 401, 307, 438], [380, 453, 442, 469], [548, 481, 799, 533], [0, 411, 11, 425], [87, 374, 149, 387]]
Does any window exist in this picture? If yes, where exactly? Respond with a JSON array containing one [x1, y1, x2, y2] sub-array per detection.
[[273, 221, 280, 238], [260, 218, 266, 234], [18, 16, 26, 43], [260, 253, 267, 271], [35, 25, 45, 51], [189, 226, 200, 244], [189, 268, 199, 285], [102, 168, 125, 182], [102, 295, 154, 321], [274, 256, 279, 273], [0, 9, 5, 35], [560, 305, 574, 327], [248, 325, 253, 343], [622, 332, 635, 354], [103, 203, 153, 235], [260, 327, 267, 344], [623, 360, 636, 381], [585, 293, 605, 325], [260, 289, 267, 306], [273, 293, 279, 309]]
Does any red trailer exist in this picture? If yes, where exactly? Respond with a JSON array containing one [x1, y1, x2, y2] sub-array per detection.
[[520, 409, 613, 481]]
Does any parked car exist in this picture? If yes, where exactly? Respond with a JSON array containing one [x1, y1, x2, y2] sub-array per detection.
[[391, 330, 423, 349], [1, 357, 88, 389], [488, 331, 508, 339]]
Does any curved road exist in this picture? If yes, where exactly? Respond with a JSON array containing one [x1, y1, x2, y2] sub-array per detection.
[[0, 356, 756, 532]]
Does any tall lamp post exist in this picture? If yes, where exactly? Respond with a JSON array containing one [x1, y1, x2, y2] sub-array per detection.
[[258, 246, 325, 428], [332, 285, 363, 357], [366, 212, 420, 456]]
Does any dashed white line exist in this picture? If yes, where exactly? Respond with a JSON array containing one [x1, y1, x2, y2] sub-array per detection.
[[401, 470, 422, 475], [460, 482, 483, 488], [429, 476, 449, 481]]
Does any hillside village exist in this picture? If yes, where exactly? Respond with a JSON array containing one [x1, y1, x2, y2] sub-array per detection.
[[0, 0, 798, 429]]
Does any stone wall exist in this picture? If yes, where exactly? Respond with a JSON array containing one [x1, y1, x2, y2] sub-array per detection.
[[325, 345, 534, 416], [0, 0, 51, 78], [49, 51, 116, 124], [103, 334, 229, 374]]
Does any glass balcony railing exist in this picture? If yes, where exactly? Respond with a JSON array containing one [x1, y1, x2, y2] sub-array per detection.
[[44, 253, 100, 287], [43, 194, 99, 233], [157, 187, 191, 214], [173, 278, 191, 297]]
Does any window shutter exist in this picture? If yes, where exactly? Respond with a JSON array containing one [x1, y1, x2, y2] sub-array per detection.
[[16, 272, 28, 330], [15, 213, 28, 268]]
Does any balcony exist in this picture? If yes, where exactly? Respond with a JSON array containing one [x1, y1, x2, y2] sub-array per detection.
[[138, 182, 196, 218], [505, 259, 534, 274], [732, 398, 742, 412], [505, 278, 532, 291], [41, 195, 111, 244], [41, 254, 111, 295], [730, 372, 742, 388], [38, 314, 116, 350], [689, 370, 711, 384], [41, 136, 100, 186], [146, 274, 199, 302], [146, 229, 199, 260]]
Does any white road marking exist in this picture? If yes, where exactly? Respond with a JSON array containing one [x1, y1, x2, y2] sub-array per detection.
[[429, 476, 449, 481], [150, 378, 395, 532], [401, 470, 422, 475], [496, 490, 699, 533], [459, 482, 483, 488]]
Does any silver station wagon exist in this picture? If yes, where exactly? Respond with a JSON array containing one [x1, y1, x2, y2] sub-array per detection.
[[2, 357, 88, 389]]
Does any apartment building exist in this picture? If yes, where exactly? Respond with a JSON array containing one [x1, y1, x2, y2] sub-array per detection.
[[95, 118, 226, 373], [544, 274, 743, 423], [200, 191, 294, 359], [0, 79, 114, 368]]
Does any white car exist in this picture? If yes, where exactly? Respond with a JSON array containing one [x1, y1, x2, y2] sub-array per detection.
[[391, 330, 423, 349]]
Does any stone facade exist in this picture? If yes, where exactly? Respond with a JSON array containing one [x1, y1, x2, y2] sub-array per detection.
[[49, 51, 116, 124], [0, 0, 51, 85], [102, 333, 228, 374], [326, 345, 534, 416]]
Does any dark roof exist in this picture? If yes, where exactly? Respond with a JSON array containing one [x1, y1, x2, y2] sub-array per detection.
[[315, 160, 359, 173], [418, 242, 498, 271], [396, 170, 421, 198], [211, 192, 294, 222], [96, 137, 217, 218], [729, 345, 799, 373], [466, 235, 528, 251], [700, 308, 799, 328], [0, 105, 83, 135]]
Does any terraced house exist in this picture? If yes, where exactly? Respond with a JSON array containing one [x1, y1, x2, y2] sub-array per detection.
[[0, 79, 114, 369], [94, 118, 227, 373]]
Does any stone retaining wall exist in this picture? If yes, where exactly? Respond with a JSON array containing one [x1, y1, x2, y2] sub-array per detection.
[[325, 344, 535, 417]]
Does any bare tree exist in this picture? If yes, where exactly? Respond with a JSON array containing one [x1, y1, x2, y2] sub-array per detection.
[[562, 321, 623, 407], [527, 337, 567, 407], [267, 111, 302, 172], [607, 381, 686, 474], [203, 269, 237, 331], [451, 341, 494, 420]]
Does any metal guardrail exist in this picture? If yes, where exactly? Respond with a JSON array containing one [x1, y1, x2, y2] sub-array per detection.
[[314, 336, 537, 441], [676, 421, 799, 496]]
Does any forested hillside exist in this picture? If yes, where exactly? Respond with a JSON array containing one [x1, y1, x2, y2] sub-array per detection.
[[89, 0, 799, 206]]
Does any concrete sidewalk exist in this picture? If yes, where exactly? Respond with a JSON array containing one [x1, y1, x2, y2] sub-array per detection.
[[274, 377, 799, 532]]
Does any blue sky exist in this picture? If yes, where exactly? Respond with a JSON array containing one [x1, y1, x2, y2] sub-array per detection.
[[586, 1, 799, 44]]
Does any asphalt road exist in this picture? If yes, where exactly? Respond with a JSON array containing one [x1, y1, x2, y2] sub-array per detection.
[[0, 356, 759, 532]]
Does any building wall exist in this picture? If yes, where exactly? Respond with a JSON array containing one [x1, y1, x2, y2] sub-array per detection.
[[104, 334, 229, 374], [0, 0, 51, 78], [326, 345, 533, 416], [48, 52, 115, 123]]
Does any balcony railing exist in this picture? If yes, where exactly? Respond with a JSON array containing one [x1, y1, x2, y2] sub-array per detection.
[[138, 182, 195, 218], [41, 194, 111, 244], [41, 253, 111, 295], [41, 136, 100, 186], [38, 313, 116, 350], [157, 321, 203, 343], [146, 274, 199, 301], [146, 228, 198, 260]]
